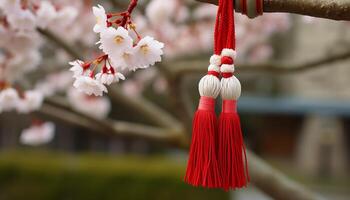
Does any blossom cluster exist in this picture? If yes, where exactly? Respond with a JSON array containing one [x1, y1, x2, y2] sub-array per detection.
[[0, 87, 43, 114], [0, 0, 93, 114], [70, 4, 164, 96]]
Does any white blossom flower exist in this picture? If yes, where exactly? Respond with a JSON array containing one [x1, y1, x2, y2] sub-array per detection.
[[67, 88, 111, 119], [73, 76, 107, 96], [99, 27, 133, 57], [134, 36, 164, 68], [0, 88, 19, 112], [36, 1, 57, 29], [93, 5, 107, 33], [0, 0, 21, 14], [69, 60, 85, 78], [146, 0, 176, 25], [95, 71, 125, 85], [20, 122, 55, 146], [16, 90, 44, 113], [53, 6, 78, 28], [7, 9, 37, 32], [110, 49, 138, 71]]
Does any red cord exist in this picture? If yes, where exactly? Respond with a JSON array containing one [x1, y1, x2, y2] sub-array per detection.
[[214, 0, 236, 55]]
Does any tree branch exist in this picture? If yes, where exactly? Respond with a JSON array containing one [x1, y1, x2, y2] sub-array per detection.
[[167, 49, 350, 76], [248, 151, 325, 200], [196, 0, 350, 21], [38, 101, 188, 148]]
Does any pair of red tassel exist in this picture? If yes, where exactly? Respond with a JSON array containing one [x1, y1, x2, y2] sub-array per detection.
[[184, 0, 249, 191], [184, 52, 249, 190]]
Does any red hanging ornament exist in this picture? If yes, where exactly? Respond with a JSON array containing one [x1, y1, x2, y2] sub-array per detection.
[[185, 0, 249, 190]]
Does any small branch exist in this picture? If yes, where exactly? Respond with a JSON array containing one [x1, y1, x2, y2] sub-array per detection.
[[167, 49, 350, 75], [196, 0, 350, 21], [248, 151, 325, 200], [108, 87, 183, 129], [38, 101, 188, 148]]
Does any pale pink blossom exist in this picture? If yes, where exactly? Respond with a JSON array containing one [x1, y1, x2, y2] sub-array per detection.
[[73, 76, 107, 96], [16, 90, 44, 113], [99, 27, 133, 56], [20, 122, 55, 146], [133, 36, 164, 69], [0, 88, 19, 112], [92, 5, 107, 33], [67, 88, 111, 119]]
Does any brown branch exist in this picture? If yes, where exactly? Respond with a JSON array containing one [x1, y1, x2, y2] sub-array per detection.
[[248, 151, 324, 200], [196, 0, 350, 21], [38, 101, 188, 148], [167, 49, 350, 76], [108, 87, 183, 130]]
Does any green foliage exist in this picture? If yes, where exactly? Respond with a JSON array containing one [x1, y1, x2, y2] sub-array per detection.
[[0, 151, 229, 200]]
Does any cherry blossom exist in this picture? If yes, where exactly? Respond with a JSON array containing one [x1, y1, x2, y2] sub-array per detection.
[[67, 3, 164, 96], [134, 36, 164, 68], [93, 5, 108, 33], [73, 76, 107, 96], [68, 88, 111, 119], [36, 1, 57, 29], [99, 27, 133, 57], [20, 122, 55, 146], [0, 88, 19, 112], [95, 71, 125, 85], [69, 60, 86, 78], [16, 90, 44, 114]]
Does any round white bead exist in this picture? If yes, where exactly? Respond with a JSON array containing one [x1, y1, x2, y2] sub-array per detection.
[[199, 75, 221, 98], [210, 54, 221, 66], [221, 75, 241, 100], [220, 64, 235, 73], [221, 48, 237, 60]]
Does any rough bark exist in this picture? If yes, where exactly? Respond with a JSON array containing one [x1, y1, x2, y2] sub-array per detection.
[[196, 0, 350, 21]]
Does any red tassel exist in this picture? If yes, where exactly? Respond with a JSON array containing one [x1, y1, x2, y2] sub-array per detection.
[[218, 100, 249, 190], [185, 96, 222, 188]]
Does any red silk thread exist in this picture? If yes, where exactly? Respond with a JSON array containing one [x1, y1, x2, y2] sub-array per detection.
[[198, 97, 216, 111], [207, 71, 220, 77], [222, 100, 237, 113]]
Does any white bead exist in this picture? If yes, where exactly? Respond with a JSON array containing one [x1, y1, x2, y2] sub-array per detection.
[[199, 75, 221, 98], [221, 75, 241, 100], [210, 54, 221, 66], [220, 64, 235, 73], [221, 48, 236, 60], [208, 64, 220, 72]]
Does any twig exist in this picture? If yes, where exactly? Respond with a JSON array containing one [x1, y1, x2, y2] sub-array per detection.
[[248, 151, 325, 200], [38, 101, 188, 148], [167, 49, 350, 76], [108, 87, 183, 130], [196, 0, 350, 21]]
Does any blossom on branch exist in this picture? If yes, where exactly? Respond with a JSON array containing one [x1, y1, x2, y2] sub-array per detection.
[[69, 2, 164, 96]]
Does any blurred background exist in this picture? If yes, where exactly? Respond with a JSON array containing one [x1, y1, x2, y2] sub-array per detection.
[[0, 0, 349, 199]]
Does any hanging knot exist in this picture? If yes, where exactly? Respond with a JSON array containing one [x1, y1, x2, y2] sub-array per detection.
[[221, 56, 233, 65], [207, 71, 220, 77], [222, 72, 233, 78]]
